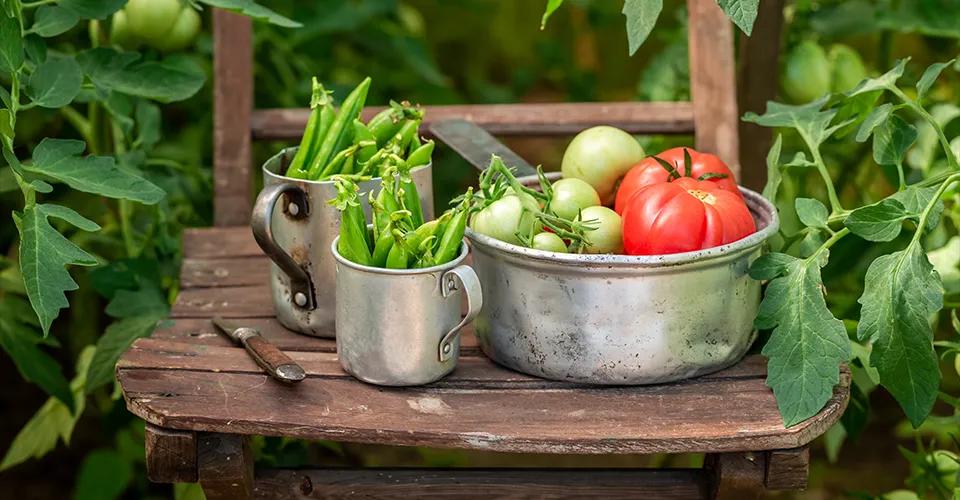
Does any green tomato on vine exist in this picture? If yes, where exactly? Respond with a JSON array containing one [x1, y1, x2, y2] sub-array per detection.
[[111, 0, 201, 53]]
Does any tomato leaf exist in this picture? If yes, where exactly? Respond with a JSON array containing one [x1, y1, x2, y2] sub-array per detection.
[[197, 0, 302, 28], [16, 204, 100, 335], [86, 312, 166, 394], [844, 198, 910, 242], [0, 297, 74, 411], [29, 6, 79, 37], [24, 138, 165, 203], [622, 0, 662, 56], [0, 13, 23, 74], [77, 48, 205, 103], [59, 0, 125, 19], [540, 0, 564, 29], [0, 347, 93, 471], [890, 185, 943, 231], [743, 98, 841, 148], [857, 243, 942, 427], [795, 198, 830, 229], [846, 58, 908, 97], [27, 55, 83, 108], [761, 134, 783, 202], [855, 103, 894, 142], [717, 0, 759, 36], [755, 254, 850, 427], [873, 114, 918, 166], [73, 449, 134, 500], [916, 59, 956, 98]]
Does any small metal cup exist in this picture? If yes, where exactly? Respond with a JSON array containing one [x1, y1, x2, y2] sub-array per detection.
[[251, 148, 433, 338], [331, 238, 482, 386]]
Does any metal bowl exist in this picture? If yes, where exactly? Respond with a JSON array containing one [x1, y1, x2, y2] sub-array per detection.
[[465, 186, 779, 385]]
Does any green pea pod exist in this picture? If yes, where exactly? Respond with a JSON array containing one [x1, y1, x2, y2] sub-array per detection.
[[353, 120, 378, 163], [315, 147, 350, 180], [400, 177, 423, 228], [391, 118, 421, 153], [306, 77, 371, 178], [434, 208, 468, 265], [371, 228, 396, 267], [374, 180, 401, 233], [407, 133, 421, 155], [406, 140, 434, 168], [340, 153, 356, 176], [285, 78, 333, 178], [329, 179, 372, 266], [385, 229, 410, 269]]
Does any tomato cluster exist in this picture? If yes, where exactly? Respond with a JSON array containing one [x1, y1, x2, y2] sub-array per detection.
[[111, 0, 201, 53]]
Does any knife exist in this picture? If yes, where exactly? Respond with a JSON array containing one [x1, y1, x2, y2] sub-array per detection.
[[212, 317, 306, 383]]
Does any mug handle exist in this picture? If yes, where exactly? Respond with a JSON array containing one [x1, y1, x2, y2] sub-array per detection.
[[251, 182, 315, 310], [438, 264, 483, 362]]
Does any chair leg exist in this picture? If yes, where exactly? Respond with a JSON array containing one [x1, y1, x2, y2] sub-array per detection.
[[198, 433, 254, 500], [705, 452, 766, 499]]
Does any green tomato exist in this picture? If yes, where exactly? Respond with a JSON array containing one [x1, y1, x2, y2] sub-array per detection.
[[123, 0, 199, 52], [881, 490, 919, 500], [470, 196, 535, 246], [561, 126, 644, 204], [532, 232, 567, 253], [548, 178, 601, 220], [153, 7, 201, 52], [955, 353, 960, 379], [781, 40, 831, 103], [577, 206, 622, 254], [109, 11, 137, 49], [828, 44, 868, 94], [930, 450, 959, 491]]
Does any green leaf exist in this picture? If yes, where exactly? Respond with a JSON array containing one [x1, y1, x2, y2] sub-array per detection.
[[856, 103, 893, 142], [30, 6, 79, 37], [916, 59, 956, 98], [42, 204, 101, 232], [23, 33, 46, 64], [890, 185, 942, 231], [717, 0, 759, 35], [907, 103, 960, 171], [17, 204, 99, 334], [0, 13, 23, 74], [0, 108, 13, 139], [742, 98, 841, 148], [77, 48, 205, 103], [622, 0, 662, 56], [928, 236, 959, 295], [59, 0, 125, 19], [0, 300, 74, 411], [783, 152, 817, 168], [795, 198, 829, 229], [197, 0, 302, 28], [105, 287, 168, 318], [27, 55, 82, 108], [749, 252, 797, 281], [846, 58, 908, 97], [86, 314, 163, 393], [873, 114, 917, 166], [540, 0, 564, 29], [73, 448, 134, 500], [25, 138, 165, 203], [845, 198, 910, 242], [857, 243, 942, 427], [0, 346, 93, 471], [135, 100, 161, 149], [756, 256, 851, 427], [762, 134, 782, 202]]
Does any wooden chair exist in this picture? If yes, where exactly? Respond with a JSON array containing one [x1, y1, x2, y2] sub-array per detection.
[[116, 2, 848, 498]]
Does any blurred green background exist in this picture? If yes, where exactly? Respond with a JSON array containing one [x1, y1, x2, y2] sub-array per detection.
[[1, 1, 958, 498]]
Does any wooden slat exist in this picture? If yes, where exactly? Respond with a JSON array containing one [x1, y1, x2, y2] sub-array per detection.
[[181, 256, 269, 288], [120, 338, 769, 388], [687, 0, 740, 176], [183, 227, 261, 259], [118, 338, 849, 455], [251, 102, 695, 141], [212, 11, 253, 226], [173, 285, 275, 318], [252, 468, 709, 499], [152, 318, 481, 355]]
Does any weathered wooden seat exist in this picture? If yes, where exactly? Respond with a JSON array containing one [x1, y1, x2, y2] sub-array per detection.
[[115, 2, 849, 498]]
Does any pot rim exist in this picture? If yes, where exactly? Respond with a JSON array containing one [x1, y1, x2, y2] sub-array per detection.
[[330, 236, 470, 275], [466, 186, 779, 268], [262, 146, 431, 185]]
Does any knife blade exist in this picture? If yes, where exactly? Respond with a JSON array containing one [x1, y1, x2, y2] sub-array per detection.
[[212, 317, 305, 383]]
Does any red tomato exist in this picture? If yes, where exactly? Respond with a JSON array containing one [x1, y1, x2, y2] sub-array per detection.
[[620, 177, 756, 255], [614, 147, 741, 214]]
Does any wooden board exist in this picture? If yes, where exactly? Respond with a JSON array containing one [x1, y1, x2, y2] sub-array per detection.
[[251, 102, 695, 141]]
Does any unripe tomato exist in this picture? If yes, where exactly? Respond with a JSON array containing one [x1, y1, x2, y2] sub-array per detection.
[[470, 195, 536, 246], [548, 178, 600, 220], [781, 40, 831, 103], [153, 8, 201, 52], [577, 206, 623, 254], [532, 232, 568, 253], [109, 11, 136, 49], [561, 126, 645, 204], [614, 147, 741, 214], [829, 44, 868, 93], [120, 0, 200, 52], [955, 353, 960, 379], [881, 491, 919, 500], [620, 177, 756, 255]]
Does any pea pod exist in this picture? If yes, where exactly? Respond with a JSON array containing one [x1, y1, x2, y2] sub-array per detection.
[[316, 146, 352, 180], [329, 178, 372, 266], [285, 78, 333, 178], [368, 101, 422, 147], [434, 192, 472, 265], [407, 133, 421, 155], [385, 229, 410, 269], [400, 175, 423, 228], [391, 118, 421, 153], [306, 77, 371, 179], [385, 216, 447, 269], [406, 140, 434, 168], [353, 119, 378, 163]]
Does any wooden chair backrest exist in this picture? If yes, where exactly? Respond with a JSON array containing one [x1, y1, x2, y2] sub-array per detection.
[[211, 0, 740, 226]]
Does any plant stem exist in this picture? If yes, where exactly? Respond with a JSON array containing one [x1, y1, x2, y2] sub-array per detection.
[[810, 227, 850, 262], [800, 131, 844, 215], [59, 105, 95, 145], [910, 173, 960, 247], [22, 0, 55, 8], [895, 161, 906, 191], [890, 86, 959, 170]]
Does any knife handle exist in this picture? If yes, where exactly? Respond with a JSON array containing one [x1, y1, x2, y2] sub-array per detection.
[[241, 335, 306, 383]]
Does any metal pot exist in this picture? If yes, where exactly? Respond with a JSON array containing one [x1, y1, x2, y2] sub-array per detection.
[[251, 148, 434, 337], [332, 238, 482, 386], [465, 187, 779, 385]]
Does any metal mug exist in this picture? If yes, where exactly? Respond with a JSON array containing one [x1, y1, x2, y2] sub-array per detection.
[[331, 238, 482, 386], [251, 148, 434, 337]]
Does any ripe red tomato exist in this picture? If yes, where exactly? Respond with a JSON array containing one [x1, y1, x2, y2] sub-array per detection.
[[620, 177, 756, 255], [614, 147, 741, 214]]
